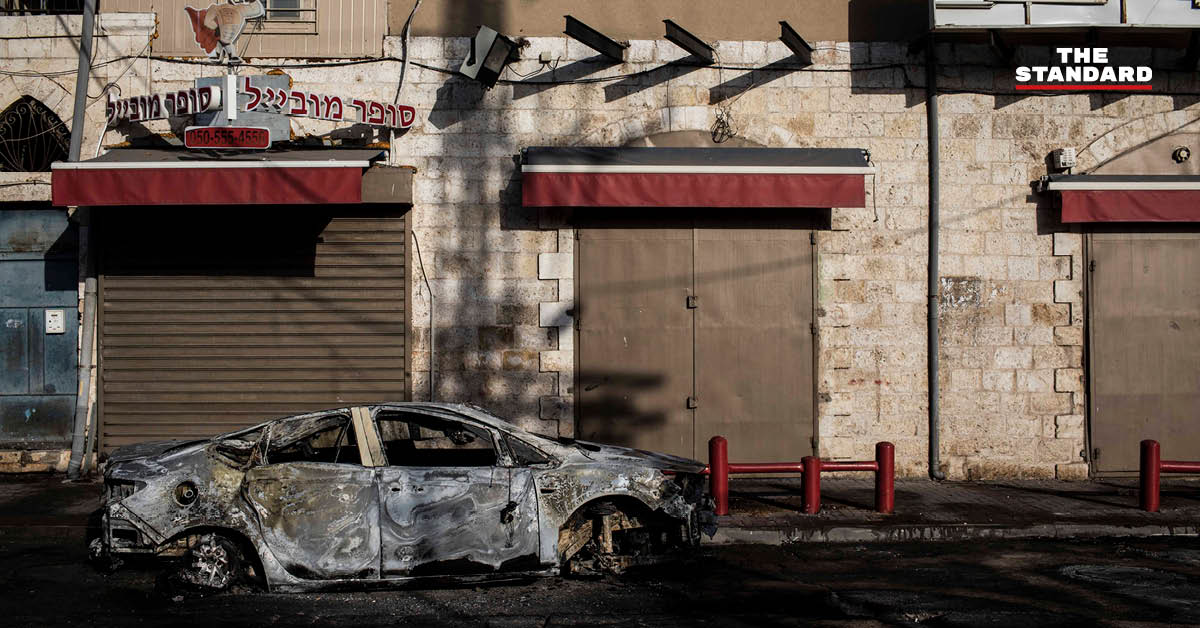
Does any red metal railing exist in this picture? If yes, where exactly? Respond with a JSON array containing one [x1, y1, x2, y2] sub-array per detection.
[[1139, 439, 1200, 512], [705, 436, 894, 515]]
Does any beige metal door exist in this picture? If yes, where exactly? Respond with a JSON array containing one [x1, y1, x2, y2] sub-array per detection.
[[577, 220, 695, 457], [577, 212, 815, 461], [694, 219, 813, 462], [1089, 232, 1200, 473]]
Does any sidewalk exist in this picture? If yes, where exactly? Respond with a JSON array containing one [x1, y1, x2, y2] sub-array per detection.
[[711, 477, 1200, 545], [0, 474, 1197, 545]]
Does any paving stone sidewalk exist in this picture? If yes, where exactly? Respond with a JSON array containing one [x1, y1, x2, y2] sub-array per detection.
[[1, 474, 1197, 545]]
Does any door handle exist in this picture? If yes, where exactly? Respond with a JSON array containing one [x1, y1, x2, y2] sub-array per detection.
[[390, 487, 401, 492]]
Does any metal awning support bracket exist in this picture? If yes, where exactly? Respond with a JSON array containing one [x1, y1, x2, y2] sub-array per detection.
[[663, 19, 714, 64], [779, 21, 813, 66], [564, 15, 628, 62]]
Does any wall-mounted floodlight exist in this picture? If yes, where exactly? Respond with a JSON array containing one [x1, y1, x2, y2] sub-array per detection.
[[565, 15, 628, 62], [779, 21, 813, 66], [663, 19, 714, 64], [460, 25, 518, 89]]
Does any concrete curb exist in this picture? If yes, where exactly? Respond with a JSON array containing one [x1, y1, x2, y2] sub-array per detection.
[[705, 522, 1200, 545]]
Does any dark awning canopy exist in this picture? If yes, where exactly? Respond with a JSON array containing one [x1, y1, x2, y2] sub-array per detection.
[[521, 147, 872, 208], [52, 148, 410, 206], [1043, 174, 1200, 222]]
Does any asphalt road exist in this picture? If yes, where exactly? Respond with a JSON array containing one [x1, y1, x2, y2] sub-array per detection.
[[3, 531, 1200, 627]]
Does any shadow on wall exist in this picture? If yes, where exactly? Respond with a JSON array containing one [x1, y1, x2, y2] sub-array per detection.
[[846, 0, 927, 102]]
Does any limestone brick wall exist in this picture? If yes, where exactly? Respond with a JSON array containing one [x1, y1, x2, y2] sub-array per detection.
[[923, 44, 1198, 479], [16, 22, 1194, 476], [0, 14, 157, 166]]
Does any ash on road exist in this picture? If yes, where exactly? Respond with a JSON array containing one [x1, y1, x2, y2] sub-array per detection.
[[3, 532, 1199, 627]]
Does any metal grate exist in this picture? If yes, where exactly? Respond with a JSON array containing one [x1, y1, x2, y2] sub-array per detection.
[[259, 0, 316, 32], [0, 0, 82, 14], [0, 96, 70, 172]]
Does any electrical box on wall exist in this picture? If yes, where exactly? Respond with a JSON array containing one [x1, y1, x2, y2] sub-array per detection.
[[1052, 147, 1077, 170], [45, 309, 65, 334]]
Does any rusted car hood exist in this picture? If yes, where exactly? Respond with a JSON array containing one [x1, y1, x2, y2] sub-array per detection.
[[567, 440, 707, 473]]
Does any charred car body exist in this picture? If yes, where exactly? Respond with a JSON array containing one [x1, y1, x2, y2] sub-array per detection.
[[95, 403, 715, 592]]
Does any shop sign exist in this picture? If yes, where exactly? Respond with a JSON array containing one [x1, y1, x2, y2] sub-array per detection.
[[107, 86, 222, 126], [184, 125, 271, 149], [241, 77, 415, 129]]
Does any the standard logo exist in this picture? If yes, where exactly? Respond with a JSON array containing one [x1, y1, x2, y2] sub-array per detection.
[[1016, 48, 1152, 91]]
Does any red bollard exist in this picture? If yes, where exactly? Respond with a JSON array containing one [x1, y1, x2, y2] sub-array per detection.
[[875, 441, 895, 514], [802, 455, 821, 514], [1141, 439, 1160, 512], [709, 436, 729, 516]]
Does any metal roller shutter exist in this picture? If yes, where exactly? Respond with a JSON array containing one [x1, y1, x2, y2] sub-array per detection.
[[97, 206, 408, 449]]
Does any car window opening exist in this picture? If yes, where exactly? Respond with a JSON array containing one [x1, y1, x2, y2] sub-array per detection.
[[267, 415, 360, 465], [376, 411, 497, 467]]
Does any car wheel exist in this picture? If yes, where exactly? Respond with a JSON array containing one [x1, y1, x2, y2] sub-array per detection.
[[175, 533, 242, 593]]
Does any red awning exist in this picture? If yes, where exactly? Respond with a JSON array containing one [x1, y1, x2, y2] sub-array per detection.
[[1044, 176, 1200, 222], [521, 147, 872, 208], [52, 148, 384, 206]]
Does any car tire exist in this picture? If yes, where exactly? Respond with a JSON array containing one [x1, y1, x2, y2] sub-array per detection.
[[174, 533, 243, 593]]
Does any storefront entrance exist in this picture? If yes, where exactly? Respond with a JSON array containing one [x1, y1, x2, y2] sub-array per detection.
[[576, 210, 817, 461], [1088, 231, 1200, 474], [96, 206, 409, 450]]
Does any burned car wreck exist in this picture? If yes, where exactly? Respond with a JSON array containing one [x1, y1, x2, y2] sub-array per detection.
[[94, 403, 715, 592]]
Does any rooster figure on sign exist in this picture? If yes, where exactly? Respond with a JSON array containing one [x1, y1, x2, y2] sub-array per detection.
[[185, 0, 265, 63]]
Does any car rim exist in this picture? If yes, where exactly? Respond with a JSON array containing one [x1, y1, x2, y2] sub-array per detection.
[[191, 537, 232, 589]]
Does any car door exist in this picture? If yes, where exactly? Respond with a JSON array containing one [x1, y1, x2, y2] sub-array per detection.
[[371, 407, 541, 577], [242, 410, 382, 581]]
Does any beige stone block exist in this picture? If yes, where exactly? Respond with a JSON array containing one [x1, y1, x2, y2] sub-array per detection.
[[975, 327, 1013, 346], [539, 350, 573, 373], [1007, 257, 1039, 281], [1037, 438, 1079, 464], [1056, 462, 1090, 480], [1014, 326, 1054, 346], [1053, 280, 1083, 305], [539, 395, 573, 422], [1005, 304, 1031, 327], [1052, 232, 1082, 257], [994, 346, 1032, 369], [1055, 368, 1083, 392], [8, 37, 51, 58], [1055, 414, 1085, 438], [982, 369, 1014, 392], [1053, 325, 1083, 346], [950, 368, 981, 391], [537, 252, 572, 280], [1033, 346, 1069, 369], [1030, 392, 1072, 415], [1030, 303, 1069, 327], [537, 301, 573, 328], [1016, 369, 1054, 392]]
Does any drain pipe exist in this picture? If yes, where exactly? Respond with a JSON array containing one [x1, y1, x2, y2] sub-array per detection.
[[67, 0, 99, 479], [67, 276, 96, 478], [925, 36, 946, 481]]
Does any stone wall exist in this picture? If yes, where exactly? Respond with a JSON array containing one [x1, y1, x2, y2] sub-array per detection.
[[6, 15, 1196, 477], [0, 14, 157, 163]]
